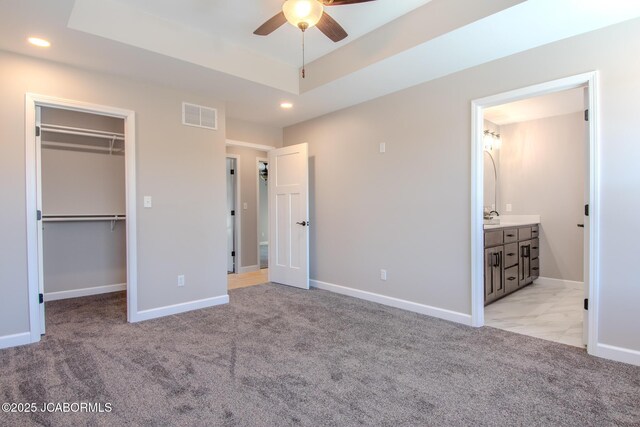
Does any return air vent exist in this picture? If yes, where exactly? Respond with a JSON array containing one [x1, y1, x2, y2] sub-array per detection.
[[182, 102, 218, 130]]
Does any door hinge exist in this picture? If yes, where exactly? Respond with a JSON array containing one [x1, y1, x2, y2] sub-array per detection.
[[584, 298, 588, 310], [584, 204, 589, 217], [230, 169, 235, 175], [584, 109, 589, 122], [39, 293, 44, 304], [231, 210, 235, 216], [37, 210, 42, 221], [36, 126, 41, 137], [231, 251, 235, 257]]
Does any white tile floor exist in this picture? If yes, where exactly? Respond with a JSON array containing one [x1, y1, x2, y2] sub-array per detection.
[[485, 279, 585, 348]]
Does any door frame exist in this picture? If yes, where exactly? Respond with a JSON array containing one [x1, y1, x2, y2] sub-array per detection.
[[226, 154, 241, 275], [470, 72, 600, 355], [256, 157, 269, 270], [25, 93, 138, 341]]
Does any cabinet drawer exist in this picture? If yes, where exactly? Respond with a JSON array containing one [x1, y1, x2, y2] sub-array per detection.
[[504, 243, 518, 267], [531, 238, 540, 259], [518, 227, 532, 241], [531, 258, 539, 279], [484, 230, 503, 247], [504, 265, 519, 293], [503, 229, 518, 243], [531, 225, 539, 238]]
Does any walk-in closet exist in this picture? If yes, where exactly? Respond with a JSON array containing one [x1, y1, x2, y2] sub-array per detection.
[[39, 106, 127, 318]]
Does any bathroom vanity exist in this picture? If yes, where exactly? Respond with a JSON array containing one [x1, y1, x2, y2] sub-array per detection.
[[483, 222, 540, 305]]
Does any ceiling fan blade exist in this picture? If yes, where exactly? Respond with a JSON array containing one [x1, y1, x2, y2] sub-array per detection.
[[316, 12, 348, 42], [253, 11, 287, 36], [323, 0, 376, 5]]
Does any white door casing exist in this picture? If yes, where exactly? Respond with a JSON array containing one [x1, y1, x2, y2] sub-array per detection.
[[470, 72, 600, 357], [35, 106, 45, 334], [268, 143, 309, 289], [583, 87, 590, 347]]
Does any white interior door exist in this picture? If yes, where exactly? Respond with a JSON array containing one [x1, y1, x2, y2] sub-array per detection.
[[582, 87, 590, 347], [268, 143, 309, 289], [36, 106, 45, 334]]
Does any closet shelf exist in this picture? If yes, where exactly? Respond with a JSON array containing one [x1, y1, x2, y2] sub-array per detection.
[[43, 215, 126, 223]]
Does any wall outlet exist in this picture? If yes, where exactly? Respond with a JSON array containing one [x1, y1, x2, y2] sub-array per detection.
[[177, 275, 185, 287], [506, 203, 513, 212], [380, 269, 387, 281], [144, 196, 152, 208]]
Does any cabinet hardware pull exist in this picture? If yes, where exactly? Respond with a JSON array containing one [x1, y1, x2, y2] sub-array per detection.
[[506, 234, 514, 237], [507, 277, 516, 281], [532, 267, 539, 271], [532, 247, 538, 250], [507, 253, 515, 256]]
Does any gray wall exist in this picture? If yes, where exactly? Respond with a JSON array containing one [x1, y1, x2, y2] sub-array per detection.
[[227, 117, 283, 148], [225, 145, 268, 269], [500, 112, 585, 282], [41, 146, 127, 293], [43, 222, 126, 293], [0, 51, 228, 337], [284, 18, 640, 352]]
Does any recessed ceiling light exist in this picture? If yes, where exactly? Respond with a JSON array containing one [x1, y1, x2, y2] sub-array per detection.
[[280, 102, 293, 109], [28, 37, 50, 48]]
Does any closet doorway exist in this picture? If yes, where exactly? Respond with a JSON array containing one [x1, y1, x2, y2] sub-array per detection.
[[25, 94, 137, 341]]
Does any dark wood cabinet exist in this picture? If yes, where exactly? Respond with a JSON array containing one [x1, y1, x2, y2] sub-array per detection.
[[484, 224, 540, 305]]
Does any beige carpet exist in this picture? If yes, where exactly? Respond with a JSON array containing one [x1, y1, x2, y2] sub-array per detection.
[[0, 284, 638, 426]]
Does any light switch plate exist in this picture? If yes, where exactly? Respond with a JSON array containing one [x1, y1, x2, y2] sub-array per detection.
[[379, 142, 386, 153], [177, 275, 185, 287], [144, 196, 152, 208], [506, 203, 512, 212], [243, 202, 248, 210]]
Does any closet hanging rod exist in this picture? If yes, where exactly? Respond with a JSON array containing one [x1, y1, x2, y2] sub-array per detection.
[[43, 214, 126, 223], [40, 124, 125, 141], [41, 141, 124, 153]]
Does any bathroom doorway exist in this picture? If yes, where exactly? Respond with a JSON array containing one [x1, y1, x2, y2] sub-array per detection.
[[470, 72, 600, 355]]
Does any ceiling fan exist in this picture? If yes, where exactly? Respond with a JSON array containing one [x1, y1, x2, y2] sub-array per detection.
[[254, 0, 376, 77], [254, 0, 376, 42]]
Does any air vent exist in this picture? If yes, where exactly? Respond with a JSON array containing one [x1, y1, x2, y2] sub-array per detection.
[[182, 102, 218, 130]]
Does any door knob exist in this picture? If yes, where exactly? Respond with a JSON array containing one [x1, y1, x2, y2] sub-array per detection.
[[296, 221, 309, 226]]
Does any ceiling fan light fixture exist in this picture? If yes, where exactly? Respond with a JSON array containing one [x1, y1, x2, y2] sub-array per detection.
[[282, 0, 324, 30]]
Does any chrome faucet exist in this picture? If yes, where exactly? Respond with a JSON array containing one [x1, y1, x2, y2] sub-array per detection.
[[483, 208, 500, 220]]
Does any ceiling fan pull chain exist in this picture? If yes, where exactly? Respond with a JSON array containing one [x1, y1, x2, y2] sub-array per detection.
[[302, 28, 306, 79]]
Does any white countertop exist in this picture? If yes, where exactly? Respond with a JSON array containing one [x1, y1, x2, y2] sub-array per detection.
[[483, 215, 541, 230]]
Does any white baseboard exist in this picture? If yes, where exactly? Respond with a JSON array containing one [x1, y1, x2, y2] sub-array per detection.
[[132, 294, 229, 322], [535, 277, 584, 288], [594, 343, 640, 366], [310, 280, 472, 326], [44, 283, 127, 302], [238, 265, 260, 274], [0, 332, 33, 350]]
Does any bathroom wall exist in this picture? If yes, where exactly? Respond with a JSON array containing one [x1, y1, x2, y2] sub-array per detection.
[[499, 112, 585, 282]]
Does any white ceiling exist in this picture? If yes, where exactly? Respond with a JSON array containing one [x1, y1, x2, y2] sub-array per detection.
[[485, 88, 585, 126], [1, 0, 640, 128], [120, 0, 433, 66]]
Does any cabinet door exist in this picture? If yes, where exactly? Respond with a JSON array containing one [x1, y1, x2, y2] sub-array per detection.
[[484, 246, 504, 304], [519, 240, 531, 287]]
